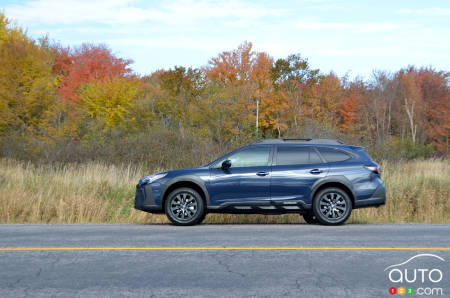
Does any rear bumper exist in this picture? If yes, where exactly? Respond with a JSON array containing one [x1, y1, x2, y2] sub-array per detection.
[[354, 184, 386, 209], [134, 184, 163, 213]]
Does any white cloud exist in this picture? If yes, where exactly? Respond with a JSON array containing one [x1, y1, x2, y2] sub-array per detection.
[[5, 0, 169, 25], [314, 48, 416, 58], [291, 20, 415, 33], [397, 7, 450, 16], [4, 0, 284, 26], [107, 36, 230, 52], [2, 0, 448, 77]]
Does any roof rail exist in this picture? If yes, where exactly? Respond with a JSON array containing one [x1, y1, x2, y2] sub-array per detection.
[[254, 138, 345, 145]]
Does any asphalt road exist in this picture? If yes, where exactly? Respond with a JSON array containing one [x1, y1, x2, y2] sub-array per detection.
[[0, 224, 449, 297]]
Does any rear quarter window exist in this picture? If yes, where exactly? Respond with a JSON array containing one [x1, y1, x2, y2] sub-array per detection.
[[317, 147, 352, 162]]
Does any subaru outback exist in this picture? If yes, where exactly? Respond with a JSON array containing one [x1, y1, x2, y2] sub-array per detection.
[[135, 138, 385, 225]]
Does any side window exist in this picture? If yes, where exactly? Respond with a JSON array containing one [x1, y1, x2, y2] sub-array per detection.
[[276, 147, 323, 165], [226, 147, 271, 168], [317, 147, 352, 162]]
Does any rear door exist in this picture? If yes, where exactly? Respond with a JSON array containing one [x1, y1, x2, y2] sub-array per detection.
[[270, 146, 328, 204]]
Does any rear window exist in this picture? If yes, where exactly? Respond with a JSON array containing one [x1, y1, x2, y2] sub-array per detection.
[[276, 147, 322, 165], [317, 147, 352, 162]]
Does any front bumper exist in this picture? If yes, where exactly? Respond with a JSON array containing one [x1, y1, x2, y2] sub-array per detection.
[[134, 184, 163, 213], [354, 184, 386, 209]]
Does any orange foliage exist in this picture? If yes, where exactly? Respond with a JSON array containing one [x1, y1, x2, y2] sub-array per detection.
[[338, 87, 362, 132], [415, 68, 450, 151], [206, 41, 254, 86]]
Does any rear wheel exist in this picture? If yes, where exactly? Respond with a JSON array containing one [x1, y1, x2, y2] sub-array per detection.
[[313, 187, 352, 225], [164, 187, 205, 226]]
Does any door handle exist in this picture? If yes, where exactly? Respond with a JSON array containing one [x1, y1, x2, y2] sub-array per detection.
[[309, 169, 323, 174], [256, 171, 269, 176]]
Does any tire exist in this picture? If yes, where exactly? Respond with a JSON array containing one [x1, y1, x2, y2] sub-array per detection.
[[302, 212, 319, 224], [196, 210, 207, 224], [164, 187, 205, 226], [312, 187, 352, 225]]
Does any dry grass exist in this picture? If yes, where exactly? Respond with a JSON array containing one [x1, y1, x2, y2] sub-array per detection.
[[0, 158, 448, 224], [350, 159, 450, 224]]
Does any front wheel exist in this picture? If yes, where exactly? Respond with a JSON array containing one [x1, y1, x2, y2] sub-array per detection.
[[164, 188, 205, 226], [312, 187, 352, 225]]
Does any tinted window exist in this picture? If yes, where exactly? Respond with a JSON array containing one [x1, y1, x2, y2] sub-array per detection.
[[317, 147, 352, 162], [226, 147, 271, 168], [276, 147, 322, 165]]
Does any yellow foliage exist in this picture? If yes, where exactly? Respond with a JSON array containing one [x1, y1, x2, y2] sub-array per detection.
[[0, 13, 57, 133], [78, 77, 141, 128]]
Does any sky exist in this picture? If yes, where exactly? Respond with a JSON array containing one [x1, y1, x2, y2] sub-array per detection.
[[1, 0, 449, 78]]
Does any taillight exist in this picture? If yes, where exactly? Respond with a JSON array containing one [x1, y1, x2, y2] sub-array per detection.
[[365, 165, 381, 175]]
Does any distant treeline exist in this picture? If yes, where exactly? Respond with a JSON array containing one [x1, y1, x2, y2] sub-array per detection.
[[0, 13, 449, 168]]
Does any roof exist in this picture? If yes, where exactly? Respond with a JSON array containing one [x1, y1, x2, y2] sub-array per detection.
[[253, 138, 346, 145]]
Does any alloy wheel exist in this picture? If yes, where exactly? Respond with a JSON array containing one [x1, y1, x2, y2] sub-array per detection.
[[169, 192, 198, 221], [318, 192, 347, 220]]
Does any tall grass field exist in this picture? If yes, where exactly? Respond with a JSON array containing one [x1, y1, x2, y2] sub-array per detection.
[[0, 158, 448, 224]]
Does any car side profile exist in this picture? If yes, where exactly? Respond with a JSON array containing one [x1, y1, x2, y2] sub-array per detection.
[[135, 138, 386, 225]]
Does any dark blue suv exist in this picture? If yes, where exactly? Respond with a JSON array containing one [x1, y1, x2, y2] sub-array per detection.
[[135, 139, 385, 225]]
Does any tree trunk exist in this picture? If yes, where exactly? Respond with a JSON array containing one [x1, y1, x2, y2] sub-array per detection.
[[276, 118, 281, 138], [256, 98, 259, 137], [404, 97, 416, 143]]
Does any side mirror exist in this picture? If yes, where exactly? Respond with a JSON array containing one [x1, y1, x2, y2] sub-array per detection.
[[221, 159, 231, 170]]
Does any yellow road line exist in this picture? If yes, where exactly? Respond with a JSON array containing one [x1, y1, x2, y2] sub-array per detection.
[[0, 247, 449, 251]]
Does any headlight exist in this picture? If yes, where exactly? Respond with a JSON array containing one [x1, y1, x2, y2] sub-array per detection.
[[139, 173, 167, 186]]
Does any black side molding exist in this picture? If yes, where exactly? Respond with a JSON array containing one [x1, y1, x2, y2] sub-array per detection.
[[207, 200, 312, 214]]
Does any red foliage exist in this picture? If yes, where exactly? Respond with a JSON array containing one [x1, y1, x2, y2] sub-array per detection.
[[54, 44, 133, 102]]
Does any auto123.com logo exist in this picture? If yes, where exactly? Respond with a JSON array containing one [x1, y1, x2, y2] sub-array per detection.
[[385, 254, 445, 296]]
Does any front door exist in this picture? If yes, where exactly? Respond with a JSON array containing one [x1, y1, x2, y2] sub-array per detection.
[[208, 146, 272, 205]]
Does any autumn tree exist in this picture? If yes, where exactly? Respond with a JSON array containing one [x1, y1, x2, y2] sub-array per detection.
[[364, 71, 399, 143], [0, 13, 57, 134], [271, 54, 319, 129], [158, 66, 205, 133], [338, 81, 364, 134], [414, 68, 449, 151], [250, 52, 274, 136], [44, 43, 136, 139], [310, 72, 342, 126], [194, 84, 239, 143], [206, 42, 255, 138], [54, 43, 133, 103], [1, 11, 449, 163], [206, 42, 274, 140], [78, 77, 141, 131], [393, 68, 424, 144]]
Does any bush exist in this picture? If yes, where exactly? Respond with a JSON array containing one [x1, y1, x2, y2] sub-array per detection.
[[0, 128, 232, 172]]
